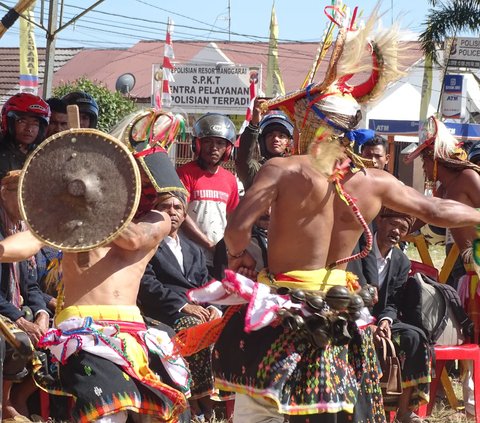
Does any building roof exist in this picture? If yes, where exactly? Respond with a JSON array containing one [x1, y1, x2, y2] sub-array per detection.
[[0, 40, 424, 106], [0, 47, 83, 105], [50, 40, 424, 101]]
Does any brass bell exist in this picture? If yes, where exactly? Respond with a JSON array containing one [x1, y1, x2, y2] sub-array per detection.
[[310, 327, 330, 348], [305, 313, 331, 348], [278, 310, 305, 331], [325, 286, 351, 311], [276, 287, 290, 296], [290, 289, 306, 304], [305, 292, 325, 311], [347, 294, 365, 319], [331, 316, 352, 345], [358, 286, 373, 308]]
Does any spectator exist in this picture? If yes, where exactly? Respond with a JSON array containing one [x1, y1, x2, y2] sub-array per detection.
[[236, 98, 293, 190], [361, 134, 390, 170], [177, 113, 239, 271], [139, 191, 221, 421], [0, 93, 50, 179], [61, 91, 99, 129], [45, 97, 68, 137], [0, 171, 50, 421], [362, 208, 430, 423], [0, 116, 192, 422]]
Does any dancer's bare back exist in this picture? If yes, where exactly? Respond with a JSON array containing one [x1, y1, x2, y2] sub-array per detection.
[[225, 155, 480, 273]]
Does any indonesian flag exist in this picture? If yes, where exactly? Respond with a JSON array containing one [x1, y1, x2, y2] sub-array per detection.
[[156, 18, 175, 110]]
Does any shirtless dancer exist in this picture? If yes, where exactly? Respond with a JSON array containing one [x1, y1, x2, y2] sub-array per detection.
[[184, 21, 480, 423], [0, 113, 191, 423], [404, 116, 480, 417]]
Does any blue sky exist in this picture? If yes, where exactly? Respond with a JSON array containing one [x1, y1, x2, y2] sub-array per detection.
[[0, 0, 432, 48]]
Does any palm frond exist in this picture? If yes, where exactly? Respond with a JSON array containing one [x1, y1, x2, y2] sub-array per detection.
[[420, 0, 480, 64]]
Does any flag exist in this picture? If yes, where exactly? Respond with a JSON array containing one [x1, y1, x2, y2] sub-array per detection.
[[236, 73, 257, 145], [419, 54, 433, 122], [19, 0, 38, 94], [265, 4, 285, 97], [155, 18, 175, 110]]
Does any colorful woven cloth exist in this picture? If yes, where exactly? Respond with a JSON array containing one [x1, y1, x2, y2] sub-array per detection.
[[185, 269, 384, 420], [38, 305, 189, 423]]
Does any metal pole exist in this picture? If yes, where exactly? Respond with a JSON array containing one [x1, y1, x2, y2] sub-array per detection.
[[42, 0, 58, 98]]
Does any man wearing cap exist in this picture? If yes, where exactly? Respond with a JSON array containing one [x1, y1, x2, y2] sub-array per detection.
[[236, 98, 294, 191], [363, 208, 430, 423], [139, 191, 222, 421], [405, 116, 480, 417]]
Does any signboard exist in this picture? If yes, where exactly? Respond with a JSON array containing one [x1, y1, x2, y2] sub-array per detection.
[[153, 63, 261, 115], [369, 119, 419, 136], [441, 74, 465, 120], [447, 37, 480, 69], [369, 119, 480, 141]]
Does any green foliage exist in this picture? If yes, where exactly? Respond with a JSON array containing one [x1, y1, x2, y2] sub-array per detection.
[[53, 77, 137, 132], [420, 0, 480, 64]]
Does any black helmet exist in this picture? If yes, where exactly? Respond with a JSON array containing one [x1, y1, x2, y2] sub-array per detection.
[[61, 91, 99, 128], [258, 111, 294, 158], [468, 143, 480, 164]]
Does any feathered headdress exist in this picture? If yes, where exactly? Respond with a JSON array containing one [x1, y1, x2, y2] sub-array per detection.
[[263, 3, 409, 176], [404, 116, 466, 163], [110, 109, 188, 217], [262, 3, 410, 268]]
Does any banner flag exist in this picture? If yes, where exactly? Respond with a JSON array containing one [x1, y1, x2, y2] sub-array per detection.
[[265, 4, 285, 97], [155, 18, 175, 110], [19, 0, 38, 94]]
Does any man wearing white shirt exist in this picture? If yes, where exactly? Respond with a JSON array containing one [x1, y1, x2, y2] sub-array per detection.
[[365, 208, 430, 423], [138, 192, 221, 420]]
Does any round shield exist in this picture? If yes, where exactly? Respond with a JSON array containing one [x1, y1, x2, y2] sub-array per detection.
[[19, 129, 141, 252]]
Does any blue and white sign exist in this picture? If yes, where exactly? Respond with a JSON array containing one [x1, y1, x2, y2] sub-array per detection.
[[441, 74, 465, 120]]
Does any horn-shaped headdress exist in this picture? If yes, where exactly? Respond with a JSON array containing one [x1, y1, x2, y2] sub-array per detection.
[[263, 3, 408, 175], [262, 3, 409, 267]]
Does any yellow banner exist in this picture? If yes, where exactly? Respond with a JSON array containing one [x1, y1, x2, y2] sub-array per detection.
[[265, 4, 285, 97], [19, 0, 38, 93]]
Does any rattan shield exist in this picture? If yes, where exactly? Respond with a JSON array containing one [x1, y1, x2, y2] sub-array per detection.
[[19, 129, 141, 252]]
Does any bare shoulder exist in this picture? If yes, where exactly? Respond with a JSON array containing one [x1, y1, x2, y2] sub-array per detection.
[[114, 210, 170, 251]]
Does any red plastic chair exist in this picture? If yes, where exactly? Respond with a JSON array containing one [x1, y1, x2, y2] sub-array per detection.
[[388, 405, 427, 422], [427, 344, 480, 422]]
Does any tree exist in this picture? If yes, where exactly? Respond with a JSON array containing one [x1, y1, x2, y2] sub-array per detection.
[[53, 77, 137, 132], [420, 0, 480, 64]]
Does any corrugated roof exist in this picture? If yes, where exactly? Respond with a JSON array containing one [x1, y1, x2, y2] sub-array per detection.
[[0, 47, 83, 105]]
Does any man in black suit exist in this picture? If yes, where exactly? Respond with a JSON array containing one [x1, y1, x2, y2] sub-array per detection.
[[138, 192, 221, 421], [359, 208, 430, 423]]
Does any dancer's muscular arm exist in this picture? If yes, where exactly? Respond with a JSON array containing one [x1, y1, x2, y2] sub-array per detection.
[[0, 230, 44, 262], [113, 210, 171, 251]]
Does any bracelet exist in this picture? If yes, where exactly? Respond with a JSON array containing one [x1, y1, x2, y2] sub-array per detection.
[[226, 249, 246, 259], [247, 122, 259, 131]]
